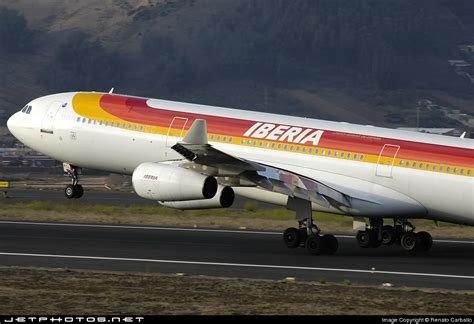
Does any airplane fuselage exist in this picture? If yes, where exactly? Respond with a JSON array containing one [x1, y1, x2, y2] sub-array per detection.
[[7, 92, 474, 225]]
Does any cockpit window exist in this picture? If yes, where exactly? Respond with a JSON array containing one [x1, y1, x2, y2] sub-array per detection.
[[21, 105, 32, 114]]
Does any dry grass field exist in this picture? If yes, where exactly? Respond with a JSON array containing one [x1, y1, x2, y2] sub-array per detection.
[[0, 267, 472, 315]]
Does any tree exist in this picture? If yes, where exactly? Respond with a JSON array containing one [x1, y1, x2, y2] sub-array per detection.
[[0, 7, 34, 54]]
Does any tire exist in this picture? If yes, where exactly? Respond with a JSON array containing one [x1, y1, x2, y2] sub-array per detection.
[[74, 185, 84, 199], [283, 227, 301, 248], [401, 232, 417, 251], [306, 234, 324, 255], [322, 234, 338, 255], [381, 225, 396, 246], [64, 185, 76, 199], [356, 230, 371, 248], [416, 231, 433, 251], [369, 229, 382, 248]]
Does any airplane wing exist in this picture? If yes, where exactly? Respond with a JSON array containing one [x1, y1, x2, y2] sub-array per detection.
[[171, 119, 352, 209]]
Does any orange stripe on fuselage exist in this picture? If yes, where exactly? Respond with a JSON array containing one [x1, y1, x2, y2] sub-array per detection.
[[72, 93, 474, 170]]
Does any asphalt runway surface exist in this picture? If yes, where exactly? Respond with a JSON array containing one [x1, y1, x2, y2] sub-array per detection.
[[0, 221, 472, 290]]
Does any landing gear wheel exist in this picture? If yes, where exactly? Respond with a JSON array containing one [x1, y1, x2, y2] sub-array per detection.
[[356, 230, 371, 248], [369, 229, 382, 248], [416, 231, 433, 251], [283, 227, 301, 249], [322, 234, 338, 255], [64, 185, 76, 199], [381, 225, 396, 246], [401, 232, 417, 252], [306, 234, 324, 255], [74, 185, 84, 199]]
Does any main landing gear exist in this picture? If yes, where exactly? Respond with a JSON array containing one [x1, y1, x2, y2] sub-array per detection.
[[63, 163, 84, 199], [282, 198, 338, 255], [356, 218, 433, 252]]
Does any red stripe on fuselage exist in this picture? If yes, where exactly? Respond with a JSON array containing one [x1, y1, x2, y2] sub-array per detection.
[[98, 94, 474, 168]]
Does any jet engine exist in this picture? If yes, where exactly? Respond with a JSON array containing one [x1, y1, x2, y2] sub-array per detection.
[[132, 162, 217, 201], [159, 185, 235, 210]]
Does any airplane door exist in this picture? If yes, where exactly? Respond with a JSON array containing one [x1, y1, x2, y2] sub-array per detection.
[[376, 144, 400, 178], [40, 101, 62, 134], [166, 117, 188, 147]]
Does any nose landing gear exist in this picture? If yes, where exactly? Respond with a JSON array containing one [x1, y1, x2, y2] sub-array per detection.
[[63, 163, 84, 199]]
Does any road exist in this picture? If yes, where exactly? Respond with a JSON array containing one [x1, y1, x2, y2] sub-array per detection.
[[0, 221, 472, 290]]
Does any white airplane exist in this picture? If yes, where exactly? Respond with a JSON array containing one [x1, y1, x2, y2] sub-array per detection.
[[7, 91, 474, 255]]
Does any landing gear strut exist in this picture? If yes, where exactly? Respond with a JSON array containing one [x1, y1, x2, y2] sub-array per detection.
[[63, 163, 84, 199], [282, 197, 338, 255], [356, 218, 432, 252]]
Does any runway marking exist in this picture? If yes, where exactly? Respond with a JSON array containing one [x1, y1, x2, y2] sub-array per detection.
[[0, 252, 473, 280], [0, 221, 473, 244]]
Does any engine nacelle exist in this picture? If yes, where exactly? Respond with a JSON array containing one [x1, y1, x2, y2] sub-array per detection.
[[132, 162, 217, 201], [159, 186, 235, 210]]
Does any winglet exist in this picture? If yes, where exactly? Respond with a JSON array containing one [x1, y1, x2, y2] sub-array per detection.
[[182, 119, 208, 145], [109, 87, 114, 94], [460, 131, 466, 139]]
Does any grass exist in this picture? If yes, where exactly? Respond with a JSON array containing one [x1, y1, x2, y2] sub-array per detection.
[[0, 267, 472, 315], [0, 199, 472, 238]]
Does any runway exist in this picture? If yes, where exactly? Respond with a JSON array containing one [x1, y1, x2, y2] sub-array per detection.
[[0, 221, 473, 290]]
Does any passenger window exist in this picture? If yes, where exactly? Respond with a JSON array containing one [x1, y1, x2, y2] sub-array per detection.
[[412, 162, 417, 168], [360, 155, 364, 160], [354, 154, 358, 159], [468, 170, 471, 175], [82, 118, 86, 123], [21, 105, 28, 113], [308, 148, 312, 154], [419, 163, 423, 169], [76, 117, 81, 122]]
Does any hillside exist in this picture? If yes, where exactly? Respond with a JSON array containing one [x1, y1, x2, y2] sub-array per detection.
[[1, 0, 474, 136]]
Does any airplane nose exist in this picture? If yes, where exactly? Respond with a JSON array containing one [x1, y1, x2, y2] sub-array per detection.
[[7, 112, 19, 137]]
